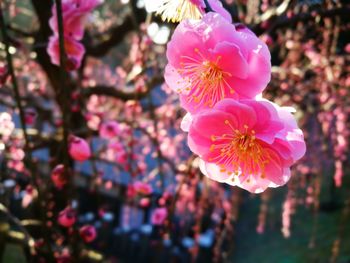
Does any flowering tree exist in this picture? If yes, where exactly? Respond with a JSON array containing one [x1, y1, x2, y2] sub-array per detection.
[[0, 0, 349, 262]]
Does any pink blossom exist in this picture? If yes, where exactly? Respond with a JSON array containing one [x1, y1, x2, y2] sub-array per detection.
[[47, 0, 101, 69], [99, 121, 120, 139], [49, 0, 102, 40], [24, 108, 37, 125], [0, 65, 9, 86], [165, 13, 271, 114], [68, 135, 91, 161], [151, 207, 168, 226], [126, 184, 137, 198], [47, 35, 85, 70], [139, 197, 151, 208], [51, 164, 68, 189], [134, 181, 153, 195], [79, 225, 97, 243], [58, 207, 76, 227], [188, 99, 306, 193]]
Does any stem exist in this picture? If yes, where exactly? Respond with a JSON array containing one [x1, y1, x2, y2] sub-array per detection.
[[147, 94, 165, 190], [204, 0, 214, 12], [54, 0, 70, 173]]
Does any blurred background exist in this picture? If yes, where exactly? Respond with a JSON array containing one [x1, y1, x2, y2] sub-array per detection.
[[0, 0, 349, 262]]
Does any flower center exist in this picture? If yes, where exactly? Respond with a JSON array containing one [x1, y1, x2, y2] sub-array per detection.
[[178, 48, 234, 108], [156, 0, 203, 22], [208, 120, 270, 179]]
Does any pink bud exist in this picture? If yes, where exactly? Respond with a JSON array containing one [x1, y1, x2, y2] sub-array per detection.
[[139, 197, 150, 208], [24, 108, 37, 125], [79, 225, 97, 243], [51, 164, 67, 189], [345, 43, 350, 53], [0, 65, 9, 85], [68, 135, 91, 161], [58, 207, 76, 227]]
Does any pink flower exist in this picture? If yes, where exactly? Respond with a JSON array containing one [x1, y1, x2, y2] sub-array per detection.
[[126, 184, 137, 199], [99, 121, 120, 139], [0, 65, 9, 86], [151, 207, 168, 226], [51, 164, 68, 189], [68, 135, 91, 161], [47, 0, 101, 69], [79, 225, 97, 243], [58, 207, 76, 227], [139, 197, 151, 208], [24, 108, 37, 125], [134, 181, 153, 195], [187, 99, 306, 193], [47, 35, 85, 70], [165, 13, 271, 114], [49, 0, 102, 40]]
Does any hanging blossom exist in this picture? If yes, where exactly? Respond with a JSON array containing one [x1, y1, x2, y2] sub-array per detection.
[[145, 0, 231, 23], [165, 12, 271, 114], [47, 0, 102, 70], [187, 99, 306, 193]]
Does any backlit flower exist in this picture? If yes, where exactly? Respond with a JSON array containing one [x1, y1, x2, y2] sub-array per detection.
[[188, 99, 306, 193], [165, 13, 271, 114], [146, 0, 231, 23], [47, 35, 85, 70], [152, 0, 205, 22], [49, 0, 102, 40], [47, 0, 102, 69]]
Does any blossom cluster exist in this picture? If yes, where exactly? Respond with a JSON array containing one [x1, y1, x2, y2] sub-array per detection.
[[47, 0, 102, 70], [164, 10, 306, 193]]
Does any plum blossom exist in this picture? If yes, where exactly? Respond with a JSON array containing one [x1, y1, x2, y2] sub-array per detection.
[[139, 197, 151, 208], [24, 108, 37, 125], [49, 0, 103, 41], [0, 65, 9, 86], [146, 0, 231, 23], [151, 207, 168, 226], [58, 207, 76, 227], [68, 135, 91, 161], [47, 35, 85, 70], [150, 0, 205, 22], [134, 181, 153, 195], [79, 225, 97, 243], [188, 99, 306, 193], [47, 0, 101, 69], [165, 13, 271, 114]]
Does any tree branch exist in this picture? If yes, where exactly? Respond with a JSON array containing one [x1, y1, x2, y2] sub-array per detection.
[[83, 76, 164, 101], [85, 15, 135, 57]]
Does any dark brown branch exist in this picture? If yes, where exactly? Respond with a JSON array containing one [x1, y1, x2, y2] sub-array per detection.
[[253, 6, 350, 35], [85, 15, 135, 57], [83, 76, 164, 101]]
